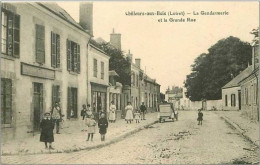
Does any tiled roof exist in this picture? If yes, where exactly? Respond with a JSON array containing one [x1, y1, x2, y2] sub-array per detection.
[[222, 66, 253, 89]]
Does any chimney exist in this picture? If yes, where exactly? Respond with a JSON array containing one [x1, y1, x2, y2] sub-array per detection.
[[110, 28, 121, 50], [135, 58, 141, 68], [79, 2, 93, 36], [126, 50, 133, 63]]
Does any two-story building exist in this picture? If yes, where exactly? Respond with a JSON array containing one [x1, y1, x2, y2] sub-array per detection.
[[87, 39, 110, 117], [1, 2, 92, 141]]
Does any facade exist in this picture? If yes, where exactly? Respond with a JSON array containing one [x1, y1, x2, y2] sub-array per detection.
[[108, 70, 123, 119], [179, 88, 191, 110], [222, 66, 253, 111], [87, 39, 110, 117], [1, 2, 92, 141], [240, 44, 259, 120]]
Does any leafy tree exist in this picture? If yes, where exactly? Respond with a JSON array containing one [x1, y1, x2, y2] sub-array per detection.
[[99, 43, 131, 86], [185, 36, 252, 101]]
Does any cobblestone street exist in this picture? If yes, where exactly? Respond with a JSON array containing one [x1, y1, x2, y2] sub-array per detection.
[[2, 111, 259, 164]]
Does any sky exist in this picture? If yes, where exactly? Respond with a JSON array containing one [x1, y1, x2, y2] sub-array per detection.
[[57, 1, 259, 93]]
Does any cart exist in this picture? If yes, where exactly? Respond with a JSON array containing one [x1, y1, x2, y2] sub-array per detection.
[[158, 103, 175, 123]]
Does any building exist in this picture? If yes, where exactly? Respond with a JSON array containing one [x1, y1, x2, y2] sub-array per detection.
[[108, 70, 123, 119], [179, 88, 191, 110], [1, 2, 92, 141], [222, 66, 253, 111], [240, 44, 259, 120], [87, 39, 110, 117]]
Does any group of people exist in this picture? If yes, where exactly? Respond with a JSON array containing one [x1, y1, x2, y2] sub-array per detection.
[[125, 102, 148, 124]]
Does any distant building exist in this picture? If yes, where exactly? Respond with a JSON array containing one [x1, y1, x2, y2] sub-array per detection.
[[222, 66, 253, 111], [179, 88, 191, 110]]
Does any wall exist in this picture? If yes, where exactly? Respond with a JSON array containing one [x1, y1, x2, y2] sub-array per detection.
[[189, 100, 223, 111], [222, 87, 240, 110]]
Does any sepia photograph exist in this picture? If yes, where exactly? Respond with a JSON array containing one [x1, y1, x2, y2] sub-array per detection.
[[1, 1, 259, 164]]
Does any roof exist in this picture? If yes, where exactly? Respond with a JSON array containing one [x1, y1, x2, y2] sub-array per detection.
[[37, 2, 91, 36], [222, 66, 253, 89], [89, 39, 110, 57], [109, 70, 119, 77]]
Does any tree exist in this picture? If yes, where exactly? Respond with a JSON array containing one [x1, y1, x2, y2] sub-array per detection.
[[99, 43, 131, 86], [185, 36, 252, 101]]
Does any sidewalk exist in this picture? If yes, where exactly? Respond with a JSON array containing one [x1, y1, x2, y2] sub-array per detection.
[[1, 113, 158, 156], [215, 111, 259, 147]]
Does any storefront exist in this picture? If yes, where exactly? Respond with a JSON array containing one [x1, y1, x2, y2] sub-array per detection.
[[90, 82, 108, 116]]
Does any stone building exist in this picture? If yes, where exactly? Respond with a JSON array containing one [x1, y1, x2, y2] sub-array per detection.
[[1, 2, 92, 141], [87, 39, 110, 118], [240, 44, 259, 120]]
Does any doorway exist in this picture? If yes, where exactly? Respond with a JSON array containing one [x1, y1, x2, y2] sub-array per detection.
[[33, 83, 43, 131]]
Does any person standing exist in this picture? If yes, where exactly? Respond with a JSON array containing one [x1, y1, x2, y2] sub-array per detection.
[[134, 109, 141, 123], [51, 102, 61, 134], [86, 115, 96, 141], [197, 109, 203, 125], [40, 112, 55, 149], [85, 104, 93, 126], [80, 104, 87, 131], [140, 102, 147, 120], [109, 101, 116, 123], [98, 113, 108, 141], [125, 102, 134, 124]]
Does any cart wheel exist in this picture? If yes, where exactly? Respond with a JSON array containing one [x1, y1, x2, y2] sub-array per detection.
[[162, 119, 165, 123], [159, 118, 162, 123]]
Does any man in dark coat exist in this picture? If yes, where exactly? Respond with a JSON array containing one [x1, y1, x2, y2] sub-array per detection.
[[98, 113, 108, 141], [40, 112, 55, 149], [140, 102, 147, 120]]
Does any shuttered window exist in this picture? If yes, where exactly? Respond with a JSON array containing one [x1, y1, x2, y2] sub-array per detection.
[[1, 78, 12, 125], [67, 87, 78, 119], [101, 61, 104, 79], [231, 94, 236, 107], [67, 39, 80, 73], [51, 32, 60, 68], [1, 9, 20, 58], [93, 59, 97, 77], [35, 24, 45, 64], [52, 85, 60, 108]]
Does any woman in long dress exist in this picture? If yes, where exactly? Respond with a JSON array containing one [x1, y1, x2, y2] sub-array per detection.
[[109, 101, 116, 123], [125, 102, 134, 124]]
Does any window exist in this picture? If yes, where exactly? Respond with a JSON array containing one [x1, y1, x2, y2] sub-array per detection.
[[67, 40, 80, 73], [245, 88, 248, 105], [36, 24, 45, 63], [51, 32, 60, 68], [67, 87, 78, 119], [231, 94, 236, 107], [133, 72, 135, 86], [101, 61, 104, 79], [136, 74, 138, 87], [1, 9, 20, 57], [93, 59, 98, 77], [52, 85, 60, 107], [225, 95, 228, 106], [1, 78, 12, 125]]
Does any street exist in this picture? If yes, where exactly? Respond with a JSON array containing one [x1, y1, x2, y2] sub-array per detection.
[[2, 111, 259, 164]]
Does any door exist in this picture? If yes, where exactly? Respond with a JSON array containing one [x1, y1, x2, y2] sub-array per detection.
[[238, 90, 241, 110], [33, 83, 43, 131]]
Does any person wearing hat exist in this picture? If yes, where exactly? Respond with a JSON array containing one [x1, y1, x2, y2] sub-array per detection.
[[40, 112, 55, 149]]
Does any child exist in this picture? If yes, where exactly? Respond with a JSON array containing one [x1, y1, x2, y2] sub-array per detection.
[[134, 110, 141, 123], [197, 109, 203, 125], [40, 112, 55, 149], [86, 115, 96, 141], [98, 113, 108, 141]]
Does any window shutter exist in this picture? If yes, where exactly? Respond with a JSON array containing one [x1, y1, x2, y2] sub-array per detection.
[[51, 32, 55, 67], [77, 44, 80, 73], [13, 14, 20, 58], [36, 25, 45, 64], [56, 35, 60, 68], [67, 40, 71, 71], [73, 44, 77, 72], [7, 14, 14, 56], [67, 87, 71, 119], [52, 85, 56, 108]]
